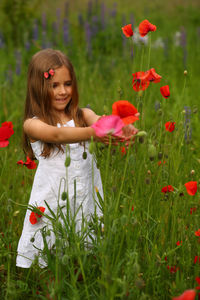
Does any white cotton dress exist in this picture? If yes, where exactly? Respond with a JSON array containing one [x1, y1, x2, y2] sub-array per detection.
[[16, 119, 103, 268]]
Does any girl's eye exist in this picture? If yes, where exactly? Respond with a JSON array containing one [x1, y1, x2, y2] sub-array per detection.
[[65, 81, 72, 86], [52, 83, 58, 88]]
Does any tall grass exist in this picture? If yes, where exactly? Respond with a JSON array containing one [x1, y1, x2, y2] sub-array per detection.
[[0, 1, 200, 299]]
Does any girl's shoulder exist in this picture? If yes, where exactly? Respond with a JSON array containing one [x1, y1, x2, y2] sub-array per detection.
[[82, 107, 101, 126]]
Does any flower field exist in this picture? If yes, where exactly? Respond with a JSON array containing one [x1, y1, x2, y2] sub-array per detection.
[[0, 0, 200, 299]]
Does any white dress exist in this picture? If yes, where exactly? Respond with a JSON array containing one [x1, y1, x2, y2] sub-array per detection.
[[16, 119, 103, 268]]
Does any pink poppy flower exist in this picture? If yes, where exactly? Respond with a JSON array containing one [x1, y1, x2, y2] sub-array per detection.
[[91, 115, 124, 137]]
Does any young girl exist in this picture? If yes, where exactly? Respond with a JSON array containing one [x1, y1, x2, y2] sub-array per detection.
[[16, 48, 136, 268]]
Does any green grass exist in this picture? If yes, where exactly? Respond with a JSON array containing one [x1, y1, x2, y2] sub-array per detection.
[[0, 1, 200, 299]]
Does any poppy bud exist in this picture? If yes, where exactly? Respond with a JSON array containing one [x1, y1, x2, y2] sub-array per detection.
[[65, 156, 71, 167], [190, 170, 195, 175], [184, 70, 188, 75], [82, 151, 87, 159], [148, 144, 157, 160], [103, 105, 109, 114], [61, 191, 67, 200], [132, 261, 140, 275], [62, 254, 69, 265], [136, 131, 147, 137]]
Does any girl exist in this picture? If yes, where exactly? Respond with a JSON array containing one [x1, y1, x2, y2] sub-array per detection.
[[16, 48, 136, 268]]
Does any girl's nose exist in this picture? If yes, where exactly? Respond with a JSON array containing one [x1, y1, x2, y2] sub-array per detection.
[[59, 85, 67, 94]]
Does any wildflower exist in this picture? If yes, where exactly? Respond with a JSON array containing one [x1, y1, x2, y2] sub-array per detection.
[[0, 121, 14, 147], [176, 241, 182, 246], [160, 85, 170, 98], [112, 100, 139, 124], [139, 19, 157, 37], [122, 24, 134, 37], [143, 68, 162, 83], [194, 256, 200, 264], [121, 146, 126, 156], [195, 229, 200, 237], [184, 181, 197, 196], [91, 115, 124, 137], [161, 185, 174, 193], [190, 207, 197, 214], [158, 160, 166, 166], [29, 207, 45, 225], [132, 71, 150, 91], [167, 265, 179, 273], [165, 121, 175, 132], [195, 277, 200, 288], [172, 289, 196, 300], [17, 156, 37, 169]]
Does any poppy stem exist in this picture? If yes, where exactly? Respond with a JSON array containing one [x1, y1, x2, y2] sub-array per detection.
[[147, 34, 151, 69]]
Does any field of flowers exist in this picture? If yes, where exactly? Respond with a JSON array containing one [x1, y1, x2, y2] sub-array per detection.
[[0, 0, 200, 299]]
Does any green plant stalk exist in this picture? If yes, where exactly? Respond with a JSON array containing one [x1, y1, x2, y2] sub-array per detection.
[[114, 140, 132, 215]]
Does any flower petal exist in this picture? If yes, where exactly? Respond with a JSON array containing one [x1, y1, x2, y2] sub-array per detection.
[[91, 115, 124, 137]]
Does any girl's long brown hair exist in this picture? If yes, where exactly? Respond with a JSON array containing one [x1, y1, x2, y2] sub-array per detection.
[[23, 48, 86, 159]]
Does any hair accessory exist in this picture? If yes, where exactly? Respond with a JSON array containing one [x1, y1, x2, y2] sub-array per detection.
[[44, 68, 55, 79]]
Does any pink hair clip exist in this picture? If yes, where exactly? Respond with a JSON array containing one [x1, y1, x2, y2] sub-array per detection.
[[44, 68, 55, 79]]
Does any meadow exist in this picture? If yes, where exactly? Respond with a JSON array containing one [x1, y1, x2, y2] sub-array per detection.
[[0, 0, 200, 299]]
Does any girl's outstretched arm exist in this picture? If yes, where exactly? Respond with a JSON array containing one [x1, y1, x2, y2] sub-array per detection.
[[24, 118, 95, 144]]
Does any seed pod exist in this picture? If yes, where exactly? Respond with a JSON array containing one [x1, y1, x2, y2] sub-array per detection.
[[65, 156, 71, 167], [62, 254, 69, 265], [82, 151, 87, 159], [61, 191, 67, 201], [148, 144, 157, 160], [136, 131, 147, 137]]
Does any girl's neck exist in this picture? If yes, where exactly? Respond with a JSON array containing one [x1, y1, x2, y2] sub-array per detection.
[[56, 112, 72, 125]]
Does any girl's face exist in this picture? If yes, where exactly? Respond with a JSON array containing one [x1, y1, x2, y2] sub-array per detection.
[[50, 65, 73, 115]]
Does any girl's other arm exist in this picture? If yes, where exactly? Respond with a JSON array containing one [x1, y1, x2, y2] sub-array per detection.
[[24, 118, 95, 144], [82, 108, 101, 126]]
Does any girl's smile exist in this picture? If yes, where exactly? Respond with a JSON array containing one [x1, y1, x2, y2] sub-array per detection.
[[50, 65, 72, 113]]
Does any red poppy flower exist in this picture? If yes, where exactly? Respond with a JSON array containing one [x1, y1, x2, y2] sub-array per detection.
[[184, 181, 197, 196], [190, 207, 197, 214], [173, 290, 196, 300], [143, 68, 162, 83], [122, 24, 134, 37], [195, 229, 200, 237], [139, 19, 157, 37], [29, 206, 45, 225], [17, 156, 37, 169], [160, 85, 170, 98], [165, 121, 175, 132], [2, 121, 14, 129], [194, 256, 200, 264], [0, 122, 14, 147], [161, 185, 174, 193], [132, 71, 150, 91], [112, 100, 139, 124]]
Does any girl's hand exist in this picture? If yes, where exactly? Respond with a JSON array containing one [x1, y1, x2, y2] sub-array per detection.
[[122, 124, 139, 138]]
